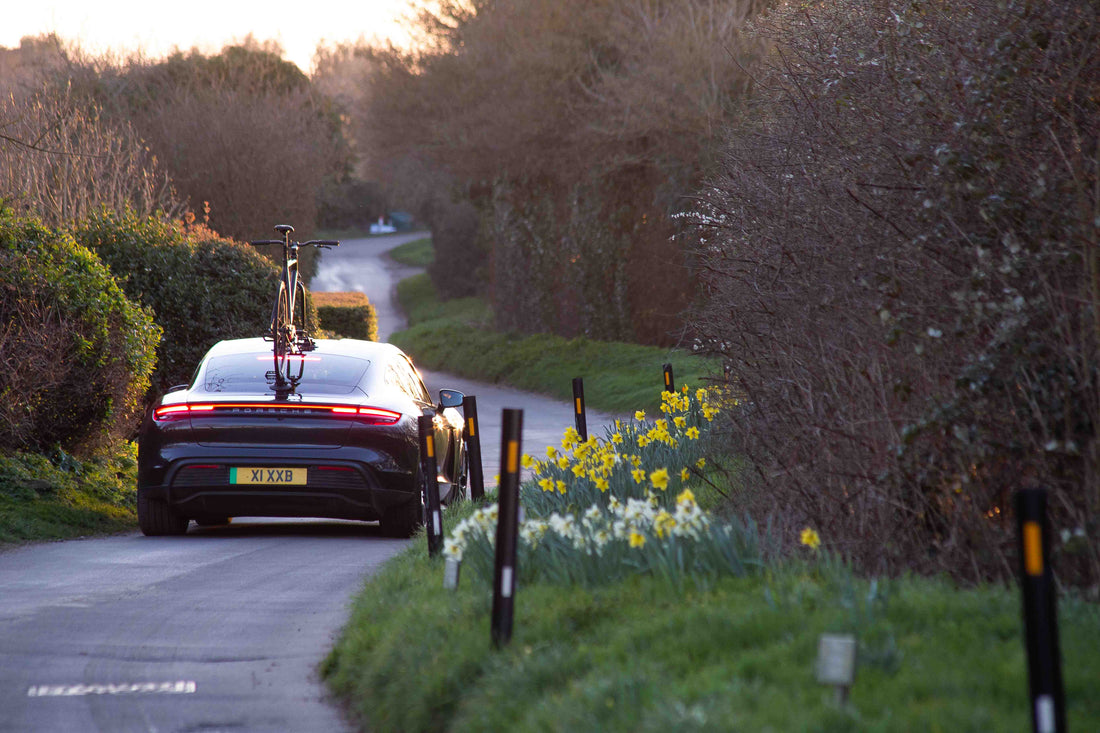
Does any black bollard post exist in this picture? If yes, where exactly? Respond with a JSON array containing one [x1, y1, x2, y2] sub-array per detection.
[[663, 363, 675, 395], [491, 408, 523, 648], [462, 395, 485, 501], [418, 415, 444, 557], [1014, 489, 1066, 733], [572, 377, 588, 442]]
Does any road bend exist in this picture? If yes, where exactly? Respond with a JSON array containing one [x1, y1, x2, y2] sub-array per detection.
[[0, 231, 618, 732]]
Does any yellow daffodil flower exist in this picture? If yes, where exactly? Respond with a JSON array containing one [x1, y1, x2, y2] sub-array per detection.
[[650, 468, 670, 491]]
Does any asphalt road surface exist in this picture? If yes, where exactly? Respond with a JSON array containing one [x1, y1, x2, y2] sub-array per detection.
[[0, 232, 618, 732]]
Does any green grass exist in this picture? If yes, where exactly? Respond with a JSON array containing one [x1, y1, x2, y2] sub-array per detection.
[[324, 508, 1100, 732], [0, 444, 138, 545], [391, 272, 722, 415], [387, 236, 435, 267]]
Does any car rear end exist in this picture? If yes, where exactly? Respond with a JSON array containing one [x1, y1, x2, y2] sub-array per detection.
[[137, 339, 423, 531]]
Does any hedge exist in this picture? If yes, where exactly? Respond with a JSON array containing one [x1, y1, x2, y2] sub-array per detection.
[[0, 209, 160, 455], [312, 291, 378, 342], [71, 211, 293, 392]]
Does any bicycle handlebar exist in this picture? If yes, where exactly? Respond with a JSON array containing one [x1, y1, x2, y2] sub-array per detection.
[[248, 239, 340, 248]]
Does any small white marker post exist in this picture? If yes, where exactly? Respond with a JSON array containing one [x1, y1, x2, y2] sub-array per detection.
[[816, 633, 857, 705], [443, 557, 461, 590]]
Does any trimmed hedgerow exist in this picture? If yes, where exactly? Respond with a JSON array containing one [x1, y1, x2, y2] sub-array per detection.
[[0, 209, 160, 455], [71, 210, 287, 392], [312, 291, 378, 341]]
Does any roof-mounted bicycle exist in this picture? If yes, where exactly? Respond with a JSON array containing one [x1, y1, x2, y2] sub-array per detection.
[[249, 224, 339, 392]]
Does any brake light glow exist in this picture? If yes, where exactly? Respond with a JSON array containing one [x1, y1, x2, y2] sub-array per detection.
[[152, 402, 401, 425]]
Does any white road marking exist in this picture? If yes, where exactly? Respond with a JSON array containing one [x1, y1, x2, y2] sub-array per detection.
[[27, 681, 196, 697]]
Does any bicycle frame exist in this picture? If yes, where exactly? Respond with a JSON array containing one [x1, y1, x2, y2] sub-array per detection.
[[249, 224, 339, 393]]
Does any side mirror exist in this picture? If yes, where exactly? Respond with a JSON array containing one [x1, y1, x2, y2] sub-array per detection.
[[438, 389, 465, 409]]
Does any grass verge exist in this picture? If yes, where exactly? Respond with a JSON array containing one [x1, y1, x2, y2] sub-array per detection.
[[0, 443, 138, 546], [390, 272, 721, 414], [387, 237, 434, 268], [324, 505, 1100, 732]]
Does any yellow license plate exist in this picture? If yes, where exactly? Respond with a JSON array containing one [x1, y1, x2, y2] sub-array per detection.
[[230, 467, 307, 485]]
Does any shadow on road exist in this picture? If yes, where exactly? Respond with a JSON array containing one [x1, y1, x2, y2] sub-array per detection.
[[180, 518, 394, 540]]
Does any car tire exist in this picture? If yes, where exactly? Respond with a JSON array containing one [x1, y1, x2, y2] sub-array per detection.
[[137, 494, 190, 536], [380, 497, 422, 538], [380, 471, 424, 538], [453, 449, 469, 503]]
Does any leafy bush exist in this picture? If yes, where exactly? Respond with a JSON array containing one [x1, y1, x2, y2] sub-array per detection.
[[687, 0, 1099, 585], [71, 210, 281, 392], [0, 210, 159, 455], [312, 291, 378, 341]]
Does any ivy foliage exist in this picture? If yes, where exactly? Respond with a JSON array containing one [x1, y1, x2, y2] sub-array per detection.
[[0, 208, 159, 455]]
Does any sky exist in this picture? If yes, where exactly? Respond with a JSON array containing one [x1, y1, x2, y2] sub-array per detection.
[[0, 0, 416, 73]]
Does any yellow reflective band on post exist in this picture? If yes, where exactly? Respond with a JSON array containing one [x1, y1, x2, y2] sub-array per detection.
[[1024, 521, 1043, 576], [575, 398, 582, 414], [506, 440, 519, 474], [466, 418, 476, 437], [425, 439, 435, 459]]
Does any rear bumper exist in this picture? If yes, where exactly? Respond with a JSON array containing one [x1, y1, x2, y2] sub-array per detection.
[[139, 447, 418, 521]]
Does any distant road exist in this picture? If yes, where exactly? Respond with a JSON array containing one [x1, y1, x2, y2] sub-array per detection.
[[0, 232, 617, 732]]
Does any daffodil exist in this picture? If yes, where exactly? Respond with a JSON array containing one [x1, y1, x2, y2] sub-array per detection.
[[650, 467, 670, 491], [680, 467, 691, 482], [611, 432, 623, 444], [685, 426, 700, 440], [595, 476, 609, 492], [654, 510, 676, 538], [800, 527, 821, 550], [695, 457, 706, 469], [631, 468, 646, 484], [635, 410, 646, 421], [629, 530, 646, 548]]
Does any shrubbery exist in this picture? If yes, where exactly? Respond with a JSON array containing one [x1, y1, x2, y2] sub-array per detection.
[[312, 291, 378, 342], [71, 210, 281, 392], [0, 210, 159, 455], [687, 0, 1099, 585]]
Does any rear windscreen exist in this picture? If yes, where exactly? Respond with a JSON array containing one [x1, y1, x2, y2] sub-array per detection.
[[200, 353, 371, 395]]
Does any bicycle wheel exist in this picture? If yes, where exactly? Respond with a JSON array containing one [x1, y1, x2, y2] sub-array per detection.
[[272, 282, 292, 356], [294, 280, 310, 340]]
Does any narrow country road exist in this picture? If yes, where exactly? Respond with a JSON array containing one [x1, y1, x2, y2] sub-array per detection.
[[0, 231, 617, 732]]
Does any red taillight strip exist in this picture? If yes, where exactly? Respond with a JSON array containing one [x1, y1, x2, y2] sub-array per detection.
[[153, 403, 401, 425]]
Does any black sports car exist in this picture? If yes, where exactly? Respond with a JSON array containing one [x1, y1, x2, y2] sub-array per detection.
[[136, 337, 466, 537]]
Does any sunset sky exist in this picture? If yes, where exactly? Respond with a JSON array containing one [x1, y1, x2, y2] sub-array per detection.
[[0, 0, 415, 72]]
